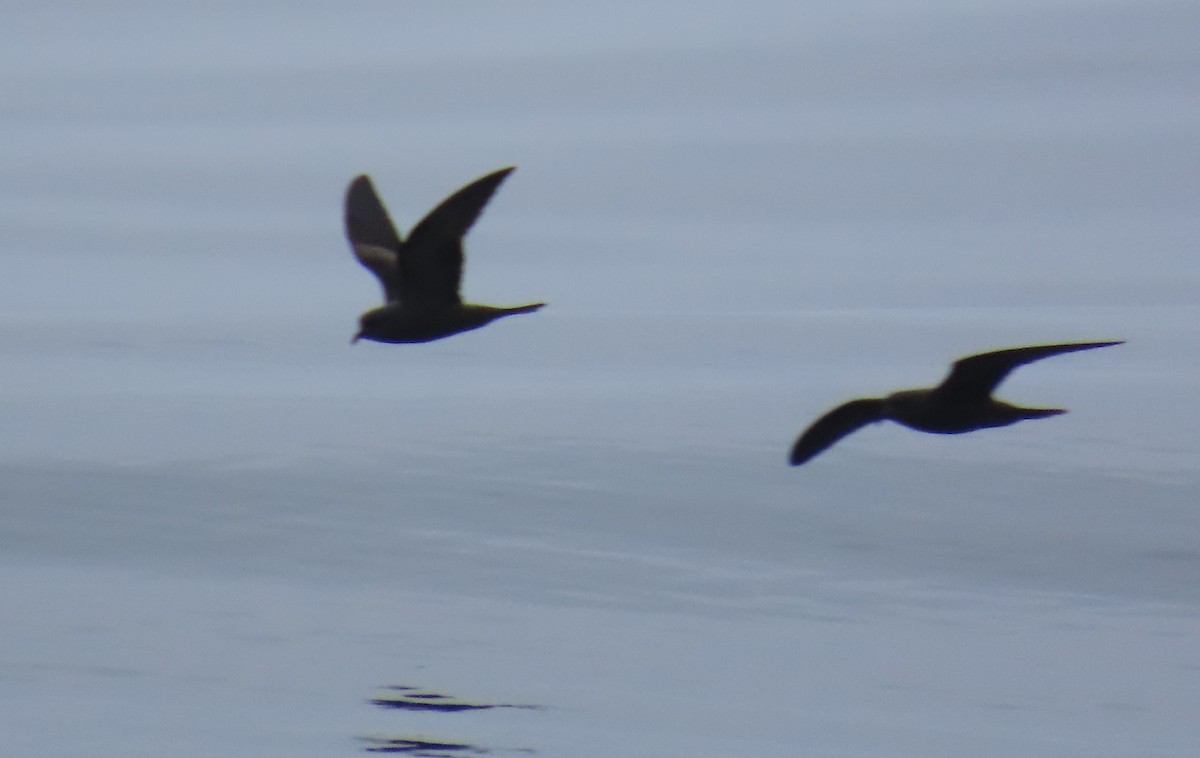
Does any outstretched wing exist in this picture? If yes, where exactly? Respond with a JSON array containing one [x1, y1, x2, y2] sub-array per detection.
[[789, 398, 886, 466], [345, 175, 404, 303], [401, 166, 515, 306], [935, 341, 1123, 400]]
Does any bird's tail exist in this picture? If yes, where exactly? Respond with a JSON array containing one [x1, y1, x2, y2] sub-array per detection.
[[501, 302, 546, 316], [1015, 406, 1067, 421]]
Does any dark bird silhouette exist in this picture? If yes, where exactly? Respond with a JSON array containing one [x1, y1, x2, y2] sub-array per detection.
[[344, 166, 544, 344], [789, 341, 1122, 466]]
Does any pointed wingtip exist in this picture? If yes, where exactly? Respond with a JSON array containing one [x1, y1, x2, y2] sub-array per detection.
[[1070, 339, 1125, 350], [489, 165, 517, 186], [1044, 340, 1126, 358], [484, 166, 517, 189], [1068, 340, 1124, 350]]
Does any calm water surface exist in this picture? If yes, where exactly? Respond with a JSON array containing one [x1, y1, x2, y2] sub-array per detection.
[[1, 2, 1198, 756]]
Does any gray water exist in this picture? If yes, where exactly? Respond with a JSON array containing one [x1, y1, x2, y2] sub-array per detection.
[[1, 2, 1198, 756]]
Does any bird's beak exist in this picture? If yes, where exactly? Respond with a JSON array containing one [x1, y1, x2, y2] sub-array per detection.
[[350, 332, 362, 345]]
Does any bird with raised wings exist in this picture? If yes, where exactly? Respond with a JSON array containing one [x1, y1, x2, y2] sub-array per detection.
[[344, 166, 544, 344], [789, 341, 1122, 466]]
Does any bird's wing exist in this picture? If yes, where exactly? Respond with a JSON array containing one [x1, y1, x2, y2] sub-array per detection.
[[401, 166, 515, 306], [789, 398, 886, 466], [345, 175, 404, 303], [935, 341, 1124, 400]]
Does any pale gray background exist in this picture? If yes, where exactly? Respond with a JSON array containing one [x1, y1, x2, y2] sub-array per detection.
[[1, 2, 1197, 757]]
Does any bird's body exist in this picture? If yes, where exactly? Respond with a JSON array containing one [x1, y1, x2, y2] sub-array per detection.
[[789, 341, 1122, 466], [344, 167, 544, 344], [355, 302, 545, 345], [881, 388, 1065, 434]]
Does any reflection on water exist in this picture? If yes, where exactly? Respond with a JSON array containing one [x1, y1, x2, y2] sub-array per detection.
[[361, 685, 539, 755], [371, 685, 542, 713], [359, 736, 490, 755]]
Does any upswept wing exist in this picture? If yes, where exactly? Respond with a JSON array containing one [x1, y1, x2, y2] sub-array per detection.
[[935, 341, 1123, 400], [789, 398, 886, 466], [401, 166, 516, 306], [345, 175, 404, 302]]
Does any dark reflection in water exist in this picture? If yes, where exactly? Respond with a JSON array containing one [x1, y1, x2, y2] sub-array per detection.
[[371, 685, 541, 713], [360, 685, 540, 755], [360, 734, 536, 756], [359, 735, 490, 755]]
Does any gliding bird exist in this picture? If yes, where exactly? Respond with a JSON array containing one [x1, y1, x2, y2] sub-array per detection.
[[789, 341, 1122, 466]]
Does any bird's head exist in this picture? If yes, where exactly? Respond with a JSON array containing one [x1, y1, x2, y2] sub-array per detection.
[[350, 307, 398, 345], [351, 309, 386, 345]]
